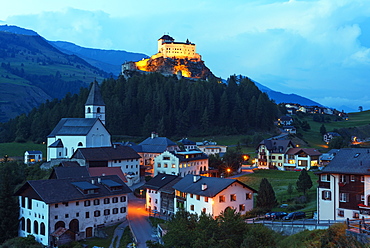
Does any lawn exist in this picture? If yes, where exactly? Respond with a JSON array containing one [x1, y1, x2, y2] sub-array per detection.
[[236, 169, 319, 213], [0, 142, 46, 158], [79, 223, 120, 248]]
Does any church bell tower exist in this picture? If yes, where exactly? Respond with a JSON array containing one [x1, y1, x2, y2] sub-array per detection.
[[85, 81, 106, 125]]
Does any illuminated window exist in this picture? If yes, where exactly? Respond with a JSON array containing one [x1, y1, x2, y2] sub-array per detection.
[[190, 205, 194, 211], [239, 204, 245, 211], [196, 195, 200, 200], [246, 193, 252, 200], [322, 190, 331, 200], [230, 194, 236, 201], [219, 195, 225, 203]]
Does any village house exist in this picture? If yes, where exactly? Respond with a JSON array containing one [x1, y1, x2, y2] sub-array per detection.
[[131, 132, 180, 175], [153, 150, 209, 177], [323, 132, 341, 144], [15, 175, 131, 247], [144, 173, 181, 216], [255, 139, 295, 169], [24, 150, 43, 164], [46, 82, 111, 161], [196, 140, 227, 156], [317, 148, 370, 221], [278, 116, 293, 126], [283, 148, 321, 171], [70, 145, 141, 184], [173, 175, 256, 217], [177, 138, 197, 150]]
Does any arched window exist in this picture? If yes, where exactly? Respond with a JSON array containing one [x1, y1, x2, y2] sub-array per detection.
[[97, 107, 101, 113], [87, 107, 91, 113], [40, 223, 45, 235], [55, 221, 65, 231], [78, 142, 83, 146], [26, 219, 31, 233], [34, 220, 38, 234], [20, 217, 25, 231]]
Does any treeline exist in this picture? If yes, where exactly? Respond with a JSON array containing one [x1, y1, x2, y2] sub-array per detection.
[[0, 73, 278, 143]]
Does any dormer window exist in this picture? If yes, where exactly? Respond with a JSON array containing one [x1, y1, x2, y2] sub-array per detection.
[[72, 181, 99, 195], [101, 179, 123, 191]]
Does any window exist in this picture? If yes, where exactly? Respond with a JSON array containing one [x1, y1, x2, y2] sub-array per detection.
[[339, 193, 349, 202], [94, 210, 100, 217], [113, 208, 118, 214], [104, 198, 110, 204], [55, 204, 58, 208], [76, 201, 79, 206], [155, 199, 158, 204], [34, 220, 38, 234], [322, 191, 331, 200], [278, 156, 282, 160], [219, 195, 225, 203], [164, 164, 168, 168], [149, 198, 151, 203], [321, 174, 330, 182], [272, 156, 276, 159], [65, 214, 69, 218], [340, 175, 347, 183], [361, 176, 365, 183], [246, 193, 252, 200], [120, 207, 126, 213], [172, 164, 176, 168], [230, 194, 236, 201], [55, 216, 58, 220], [202, 208, 206, 213], [104, 209, 110, 215], [351, 175, 355, 182], [196, 195, 200, 200], [361, 195, 365, 202], [190, 194, 193, 198], [338, 209, 344, 217], [190, 205, 194, 211], [205, 197, 208, 202], [120, 196, 126, 202], [84, 200, 90, 207], [94, 199, 100, 205], [353, 212, 360, 219], [85, 212, 90, 218], [112, 197, 118, 203], [239, 204, 245, 211], [157, 163, 161, 168], [40, 223, 45, 235], [76, 213, 79, 217]]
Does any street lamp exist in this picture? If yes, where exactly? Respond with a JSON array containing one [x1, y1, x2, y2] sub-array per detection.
[[226, 168, 231, 177]]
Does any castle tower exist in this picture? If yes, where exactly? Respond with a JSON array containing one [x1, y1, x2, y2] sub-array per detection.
[[85, 81, 106, 125]]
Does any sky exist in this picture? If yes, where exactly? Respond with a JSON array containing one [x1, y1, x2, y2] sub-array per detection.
[[1, 0, 370, 112]]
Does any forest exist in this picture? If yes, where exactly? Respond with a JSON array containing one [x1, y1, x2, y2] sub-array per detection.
[[0, 73, 279, 143]]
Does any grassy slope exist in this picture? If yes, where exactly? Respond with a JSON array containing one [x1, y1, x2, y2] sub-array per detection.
[[237, 169, 318, 212], [0, 142, 46, 158]]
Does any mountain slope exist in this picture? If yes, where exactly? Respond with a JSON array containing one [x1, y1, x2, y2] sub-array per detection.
[[0, 30, 109, 122], [50, 41, 148, 75]]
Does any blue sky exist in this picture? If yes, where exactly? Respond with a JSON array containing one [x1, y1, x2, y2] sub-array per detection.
[[1, 0, 370, 112]]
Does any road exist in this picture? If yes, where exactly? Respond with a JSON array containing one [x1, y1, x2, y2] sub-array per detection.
[[128, 193, 158, 248]]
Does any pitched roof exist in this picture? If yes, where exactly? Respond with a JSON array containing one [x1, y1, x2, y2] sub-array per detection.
[[59, 161, 81, 167], [26, 150, 42, 154], [72, 146, 141, 161], [49, 139, 64, 148], [170, 151, 208, 162], [286, 148, 322, 156], [88, 167, 127, 182], [158, 35, 174, 41], [144, 173, 180, 191], [48, 118, 101, 137], [178, 138, 196, 145], [135, 137, 178, 153], [320, 148, 370, 175], [15, 175, 131, 204], [85, 81, 105, 106], [258, 139, 294, 153], [173, 175, 257, 197], [50, 166, 90, 179]]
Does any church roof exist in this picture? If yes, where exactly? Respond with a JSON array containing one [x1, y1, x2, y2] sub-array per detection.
[[47, 118, 102, 137], [49, 139, 64, 147], [85, 81, 105, 106]]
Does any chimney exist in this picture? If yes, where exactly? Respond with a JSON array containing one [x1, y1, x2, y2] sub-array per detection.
[[113, 144, 117, 149], [201, 183, 207, 191], [98, 177, 101, 184], [193, 175, 200, 183], [151, 132, 156, 139]]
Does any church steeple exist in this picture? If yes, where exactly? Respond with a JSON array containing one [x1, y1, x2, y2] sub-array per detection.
[[85, 81, 106, 125]]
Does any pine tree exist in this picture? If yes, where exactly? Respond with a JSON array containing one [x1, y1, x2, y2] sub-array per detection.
[[256, 178, 277, 210], [296, 169, 313, 196], [320, 124, 327, 135]]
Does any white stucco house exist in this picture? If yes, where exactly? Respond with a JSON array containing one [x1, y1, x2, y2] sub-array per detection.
[[47, 82, 112, 161], [153, 150, 208, 177], [173, 175, 257, 217], [24, 150, 43, 164], [15, 175, 131, 247]]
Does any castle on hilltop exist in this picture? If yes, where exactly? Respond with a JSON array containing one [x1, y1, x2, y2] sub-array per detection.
[[155, 34, 201, 61], [121, 34, 210, 79]]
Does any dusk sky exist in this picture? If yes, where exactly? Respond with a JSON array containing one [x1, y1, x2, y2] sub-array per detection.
[[1, 0, 370, 112]]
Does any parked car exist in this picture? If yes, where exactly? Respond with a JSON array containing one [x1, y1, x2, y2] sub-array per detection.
[[283, 211, 306, 220], [265, 212, 275, 219], [271, 212, 288, 219]]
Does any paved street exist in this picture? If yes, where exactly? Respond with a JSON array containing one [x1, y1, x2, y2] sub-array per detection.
[[128, 193, 158, 248]]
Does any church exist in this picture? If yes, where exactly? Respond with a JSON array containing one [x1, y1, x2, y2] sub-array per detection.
[[46, 82, 112, 161]]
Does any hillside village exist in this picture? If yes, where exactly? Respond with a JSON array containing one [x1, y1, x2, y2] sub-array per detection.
[[2, 34, 370, 247]]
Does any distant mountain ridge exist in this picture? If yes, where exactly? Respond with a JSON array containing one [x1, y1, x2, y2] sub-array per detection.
[[0, 24, 326, 123]]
